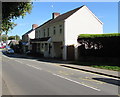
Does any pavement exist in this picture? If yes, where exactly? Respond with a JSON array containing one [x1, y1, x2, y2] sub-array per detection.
[[12, 52, 120, 79]]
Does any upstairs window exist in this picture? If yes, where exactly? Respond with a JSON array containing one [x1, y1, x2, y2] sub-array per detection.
[[59, 25, 62, 34], [39, 30, 40, 36], [60, 29, 62, 34], [47, 28, 49, 37], [43, 29, 45, 37], [53, 26, 56, 35], [59, 25, 62, 27], [36, 31, 38, 38]]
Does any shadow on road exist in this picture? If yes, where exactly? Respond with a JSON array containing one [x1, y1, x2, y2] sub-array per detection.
[[2, 51, 36, 60], [2, 51, 70, 64], [93, 78, 120, 86]]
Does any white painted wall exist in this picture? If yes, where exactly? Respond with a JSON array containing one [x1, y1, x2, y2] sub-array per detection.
[[28, 30, 35, 39], [22, 30, 35, 42], [64, 6, 103, 46]]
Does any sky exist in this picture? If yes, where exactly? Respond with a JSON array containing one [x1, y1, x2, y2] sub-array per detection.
[[7, 2, 118, 38]]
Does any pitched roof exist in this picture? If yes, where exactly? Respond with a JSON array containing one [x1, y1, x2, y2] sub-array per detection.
[[49, 5, 84, 24], [36, 5, 85, 29]]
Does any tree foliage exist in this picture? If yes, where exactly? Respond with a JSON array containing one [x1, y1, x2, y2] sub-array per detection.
[[8, 36, 15, 40], [15, 35, 20, 40], [8, 35, 20, 40], [1, 34, 8, 42], [1, 2, 33, 34]]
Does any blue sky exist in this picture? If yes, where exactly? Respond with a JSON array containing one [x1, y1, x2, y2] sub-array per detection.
[[8, 2, 118, 38]]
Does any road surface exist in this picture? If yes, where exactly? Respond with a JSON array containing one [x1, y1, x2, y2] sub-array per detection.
[[1, 51, 119, 96]]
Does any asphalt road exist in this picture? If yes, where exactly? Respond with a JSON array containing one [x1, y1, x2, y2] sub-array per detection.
[[1, 51, 119, 95]]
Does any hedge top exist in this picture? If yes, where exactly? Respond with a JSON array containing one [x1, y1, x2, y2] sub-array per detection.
[[78, 33, 120, 38]]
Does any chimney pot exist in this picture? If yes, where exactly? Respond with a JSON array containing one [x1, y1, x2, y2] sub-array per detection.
[[32, 24, 38, 29], [52, 13, 60, 19]]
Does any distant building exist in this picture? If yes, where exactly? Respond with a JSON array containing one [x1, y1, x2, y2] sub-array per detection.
[[30, 5, 103, 60], [22, 24, 38, 53]]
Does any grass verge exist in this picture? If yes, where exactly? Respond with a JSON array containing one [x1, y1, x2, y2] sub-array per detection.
[[70, 61, 120, 71], [91, 65, 120, 71]]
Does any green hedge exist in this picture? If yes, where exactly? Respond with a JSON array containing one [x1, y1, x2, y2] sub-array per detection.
[[77, 33, 120, 58], [78, 33, 120, 38]]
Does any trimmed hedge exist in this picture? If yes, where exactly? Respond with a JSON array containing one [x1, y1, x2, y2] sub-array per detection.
[[77, 33, 120, 58], [78, 33, 120, 38]]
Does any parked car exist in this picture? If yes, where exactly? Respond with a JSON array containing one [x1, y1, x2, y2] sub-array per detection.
[[6, 49, 14, 54], [0, 46, 5, 49], [5, 46, 11, 50]]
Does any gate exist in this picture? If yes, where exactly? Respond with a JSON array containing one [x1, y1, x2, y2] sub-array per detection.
[[67, 45, 75, 60]]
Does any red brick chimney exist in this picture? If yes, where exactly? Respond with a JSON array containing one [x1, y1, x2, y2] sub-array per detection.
[[52, 13, 60, 19], [32, 24, 38, 29]]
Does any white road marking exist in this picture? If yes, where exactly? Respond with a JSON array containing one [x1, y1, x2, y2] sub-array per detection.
[[52, 73, 101, 91], [15, 60, 23, 64], [6, 58, 42, 71], [26, 64, 42, 70], [28, 59, 58, 66], [14, 59, 42, 70]]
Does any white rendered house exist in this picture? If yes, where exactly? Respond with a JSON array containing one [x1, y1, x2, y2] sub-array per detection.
[[22, 24, 38, 53], [30, 5, 103, 60]]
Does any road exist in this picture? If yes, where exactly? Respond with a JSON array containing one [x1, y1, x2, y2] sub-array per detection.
[[1, 51, 119, 96]]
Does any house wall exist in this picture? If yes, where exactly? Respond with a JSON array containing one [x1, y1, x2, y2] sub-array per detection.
[[22, 30, 35, 52], [65, 6, 103, 46], [22, 30, 35, 42], [22, 35, 28, 42], [63, 6, 103, 60], [28, 30, 35, 39], [35, 21, 65, 58]]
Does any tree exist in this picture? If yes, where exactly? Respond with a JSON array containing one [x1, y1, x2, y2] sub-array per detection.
[[1, 34, 8, 42], [1, 2, 33, 34], [8, 36, 15, 40], [8, 35, 20, 40], [15, 35, 20, 40]]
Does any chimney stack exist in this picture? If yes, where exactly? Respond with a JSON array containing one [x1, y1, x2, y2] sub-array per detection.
[[52, 13, 60, 19], [32, 24, 38, 29]]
